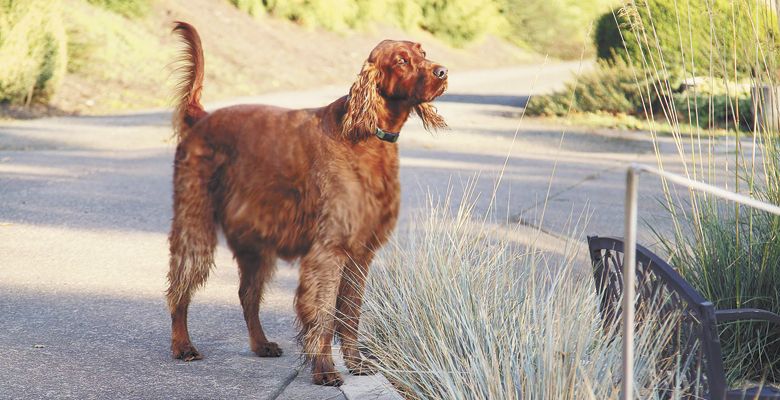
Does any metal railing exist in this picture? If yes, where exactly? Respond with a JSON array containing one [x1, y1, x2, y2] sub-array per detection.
[[621, 163, 780, 400]]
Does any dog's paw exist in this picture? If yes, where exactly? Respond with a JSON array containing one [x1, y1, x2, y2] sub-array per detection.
[[312, 370, 344, 387], [312, 357, 344, 386], [172, 342, 203, 361], [252, 341, 283, 357]]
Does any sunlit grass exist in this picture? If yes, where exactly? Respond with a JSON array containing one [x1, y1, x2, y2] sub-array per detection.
[[357, 190, 701, 399], [606, 0, 780, 386]]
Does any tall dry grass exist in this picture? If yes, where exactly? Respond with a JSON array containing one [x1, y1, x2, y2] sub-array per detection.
[[356, 192, 702, 399], [605, 0, 780, 386]]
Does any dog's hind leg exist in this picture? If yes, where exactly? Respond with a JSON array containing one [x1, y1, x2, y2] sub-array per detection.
[[166, 142, 218, 361], [295, 243, 346, 386], [236, 248, 283, 357]]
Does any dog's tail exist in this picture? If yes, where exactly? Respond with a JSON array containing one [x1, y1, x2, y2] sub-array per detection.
[[171, 21, 207, 142]]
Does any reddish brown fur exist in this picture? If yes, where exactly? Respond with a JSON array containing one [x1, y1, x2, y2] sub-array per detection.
[[165, 22, 447, 386]]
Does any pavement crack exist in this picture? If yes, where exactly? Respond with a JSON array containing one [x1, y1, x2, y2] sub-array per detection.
[[267, 366, 301, 400]]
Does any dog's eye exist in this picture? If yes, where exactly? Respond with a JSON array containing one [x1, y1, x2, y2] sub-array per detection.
[[397, 58, 407, 65], [421, 51, 426, 58]]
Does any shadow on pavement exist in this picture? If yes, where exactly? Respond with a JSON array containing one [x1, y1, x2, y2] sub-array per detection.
[[65, 110, 173, 128], [438, 93, 530, 108], [1, 150, 173, 233], [0, 285, 311, 400]]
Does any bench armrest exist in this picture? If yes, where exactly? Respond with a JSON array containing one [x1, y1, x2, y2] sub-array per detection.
[[716, 308, 780, 325]]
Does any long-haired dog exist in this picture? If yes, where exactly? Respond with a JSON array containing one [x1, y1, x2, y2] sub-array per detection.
[[165, 22, 447, 386]]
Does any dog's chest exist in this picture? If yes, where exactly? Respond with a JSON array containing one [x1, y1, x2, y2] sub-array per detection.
[[331, 144, 400, 247]]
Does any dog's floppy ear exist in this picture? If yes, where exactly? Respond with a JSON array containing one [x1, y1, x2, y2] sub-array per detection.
[[414, 103, 447, 132], [343, 61, 380, 142]]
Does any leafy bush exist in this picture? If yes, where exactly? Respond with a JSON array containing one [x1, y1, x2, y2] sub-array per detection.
[[62, 0, 171, 109], [672, 82, 754, 130], [502, 0, 613, 59], [85, 0, 152, 18], [264, 0, 360, 31], [229, 0, 606, 51], [416, 0, 506, 46], [360, 194, 704, 399], [657, 201, 780, 384], [0, 0, 67, 105], [527, 58, 754, 131], [595, 0, 779, 82], [229, 0, 265, 17], [526, 58, 655, 116]]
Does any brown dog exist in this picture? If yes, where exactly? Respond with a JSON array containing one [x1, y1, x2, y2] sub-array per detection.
[[165, 22, 447, 386]]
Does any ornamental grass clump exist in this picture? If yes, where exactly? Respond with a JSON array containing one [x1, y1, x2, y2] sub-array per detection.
[[596, 0, 780, 386], [357, 195, 703, 399]]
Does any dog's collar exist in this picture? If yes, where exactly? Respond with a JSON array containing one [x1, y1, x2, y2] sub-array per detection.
[[375, 127, 399, 143]]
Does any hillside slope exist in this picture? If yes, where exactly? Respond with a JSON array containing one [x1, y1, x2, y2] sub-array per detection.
[[48, 0, 535, 115]]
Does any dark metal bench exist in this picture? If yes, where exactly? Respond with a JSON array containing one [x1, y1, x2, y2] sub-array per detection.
[[587, 235, 780, 400]]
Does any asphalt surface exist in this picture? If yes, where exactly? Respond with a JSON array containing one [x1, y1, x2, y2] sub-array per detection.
[[0, 60, 741, 399]]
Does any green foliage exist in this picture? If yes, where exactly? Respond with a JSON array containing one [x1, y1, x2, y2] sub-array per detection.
[[86, 0, 152, 18], [63, 0, 171, 108], [502, 0, 613, 59], [264, 0, 360, 31], [227, 0, 610, 52], [657, 200, 780, 383], [229, 0, 264, 17], [528, 55, 756, 131], [526, 58, 654, 116], [595, 0, 780, 82], [672, 83, 753, 131], [416, 0, 507, 46], [0, 0, 67, 105], [254, 0, 506, 44]]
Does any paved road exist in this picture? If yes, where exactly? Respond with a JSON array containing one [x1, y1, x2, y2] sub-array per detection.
[[0, 60, 738, 399]]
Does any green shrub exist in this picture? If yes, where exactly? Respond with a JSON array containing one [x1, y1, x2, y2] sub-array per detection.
[[261, 0, 360, 31], [595, 0, 779, 82], [229, 0, 507, 46], [85, 0, 152, 18], [62, 0, 171, 108], [657, 201, 780, 384], [502, 0, 613, 59], [526, 58, 656, 116], [672, 83, 753, 131], [229, 0, 264, 17], [416, 0, 507, 46], [0, 0, 67, 105]]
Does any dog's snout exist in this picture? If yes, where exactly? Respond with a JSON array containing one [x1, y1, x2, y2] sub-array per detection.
[[433, 66, 448, 80]]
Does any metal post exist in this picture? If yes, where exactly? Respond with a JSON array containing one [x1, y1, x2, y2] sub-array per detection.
[[622, 167, 639, 400]]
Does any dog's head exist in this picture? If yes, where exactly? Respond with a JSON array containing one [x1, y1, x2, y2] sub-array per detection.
[[343, 40, 448, 141]]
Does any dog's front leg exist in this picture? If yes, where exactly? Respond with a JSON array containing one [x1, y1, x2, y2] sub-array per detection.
[[295, 243, 345, 386], [335, 250, 376, 375]]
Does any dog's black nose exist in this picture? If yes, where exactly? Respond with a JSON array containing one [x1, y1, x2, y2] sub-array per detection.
[[433, 66, 448, 79]]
